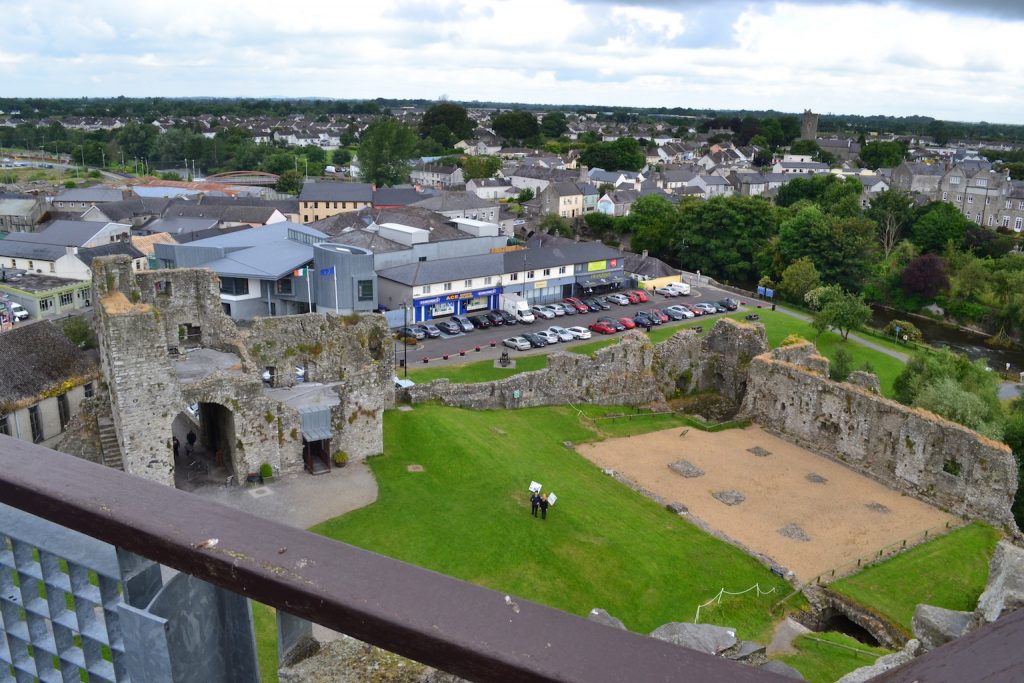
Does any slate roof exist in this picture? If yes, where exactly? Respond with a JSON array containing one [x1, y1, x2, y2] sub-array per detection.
[[4, 220, 123, 247], [0, 240, 69, 261], [0, 320, 99, 405], [410, 192, 496, 212], [89, 198, 171, 222], [0, 199, 39, 216], [77, 242, 145, 268], [145, 216, 220, 236], [622, 251, 678, 279], [515, 235, 622, 270], [53, 187, 124, 203], [299, 181, 373, 203], [311, 206, 459, 238], [373, 187, 425, 206], [377, 253, 505, 286]]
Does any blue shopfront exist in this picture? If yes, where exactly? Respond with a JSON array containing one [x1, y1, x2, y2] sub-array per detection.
[[413, 287, 502, 322]]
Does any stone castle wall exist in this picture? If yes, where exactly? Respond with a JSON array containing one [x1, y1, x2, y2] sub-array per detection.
[[741, 343, 1017, 528]]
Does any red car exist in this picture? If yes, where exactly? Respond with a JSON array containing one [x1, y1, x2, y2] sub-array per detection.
[[685, 304, 704, 316], [624, 291, 641, 304], [618, 316, 636, 329], [631, 290, 649, 303], [563, 297, 589, 313], [589, 320, 617, 335], [649, 308, 669, 323]]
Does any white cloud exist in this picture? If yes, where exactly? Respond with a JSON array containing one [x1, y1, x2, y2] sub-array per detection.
[[0, 0, 1021, 122]]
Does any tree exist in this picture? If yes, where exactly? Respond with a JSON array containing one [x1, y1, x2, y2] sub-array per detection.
[[538, 213, 573, 237], [357, 119, 418, 187], [275, 169, 303, 194], [493, 111, 539, 145], [579, 138, 645, 172], [928, 120, 950, 146], [789, 139, 821, 157], [540, 112, 568, 139], [910, 202, 971, 253], [516, 187, 534, 203], [777, 205, 876, 291], [900, 254, 949, 299], [775, 174, 862, 215], [59, 316, 96, 349], [778, 257, 821, 303], [263, 152, 297, 176], [461, 155, 501, 181], [830, 347, 854, 382], [810, 289, 871, 340], [867, 190, 914, 257], [420, 103, 473, 143], [301, 145, 327, 165], [675, 196, 781, 282], [622, 195, 678, 240], [914, 377, 1001, 438], [859, 140, 906, 169], [583, 211, 615, 237], [894, 349, 1002, 427]]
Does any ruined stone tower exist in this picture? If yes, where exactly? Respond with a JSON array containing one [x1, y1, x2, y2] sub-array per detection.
[[800, 109, 819, 141]]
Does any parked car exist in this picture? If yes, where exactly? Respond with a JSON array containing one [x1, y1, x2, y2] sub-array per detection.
[[589, 320, 617, 335], [618, 316, 637, 329], [558, 302, 577, 315], [531, 305, 555, 320], [694, 302, 719, 315], [594, 296, 613, 309], [546, 303, 568, 316], [468, 314, 492, 329], [503, 336, 531, 351], [582, 298, 604, 312], [684, 304, 706, 316], [654, 285, 680, 297], [717, 298, 739, 311], [607, 293, 630, 306], [484, 310, 505, 326], [396, 326, 425, 340], [523, 332, 548, 348], [436, 320, 462, 335], [663, 282, 691, 296], [632, 312, 654, 330], [496, 309, 517, 325], [547, 326, 574, 342], [563, 297, 589, 313], [663, 305, 692, 320], [414, 324, 441, 338], [648, 309, 669, 324], [631, 290, 649, 303], [453, 315, 475, 332], [566, 326, 592, 340], [598, 317, 626, 331], [8, 302, 29, 321], [624, 291, 641, 304], [536, 329, 559, 344]]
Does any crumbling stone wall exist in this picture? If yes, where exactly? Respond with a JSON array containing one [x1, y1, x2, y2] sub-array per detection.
[[694, 318, 768, 403], [93, 255, 393, 485], [742, 343, 1017, 529]]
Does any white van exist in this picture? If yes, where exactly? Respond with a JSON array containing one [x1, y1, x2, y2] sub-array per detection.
[[664, 282, 691, 296], [8, 303, 29, 321]]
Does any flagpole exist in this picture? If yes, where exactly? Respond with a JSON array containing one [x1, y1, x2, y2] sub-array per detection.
[[306, 267, 312, 312], [334, 269, 339, 314]]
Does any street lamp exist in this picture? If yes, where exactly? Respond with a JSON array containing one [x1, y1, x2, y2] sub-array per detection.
[[403, 300, 409, 377]]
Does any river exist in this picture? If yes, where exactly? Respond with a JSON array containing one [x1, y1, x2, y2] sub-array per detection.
[[871, 307, 1024, 372]]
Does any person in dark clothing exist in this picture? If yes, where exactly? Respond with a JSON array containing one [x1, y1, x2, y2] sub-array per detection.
[[539, 494, 549, 520], [186, 430, 197, 456], [172, 436, 180, 459], [530, 492, 541, 517]]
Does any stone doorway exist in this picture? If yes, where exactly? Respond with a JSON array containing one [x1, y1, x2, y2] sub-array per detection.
[[172, 402, 238, 490]]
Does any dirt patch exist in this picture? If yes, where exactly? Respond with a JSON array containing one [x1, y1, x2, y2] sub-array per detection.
[[577, 424, 956, 581], [865, 502, 891, 514], [407, 464, 424, 472]]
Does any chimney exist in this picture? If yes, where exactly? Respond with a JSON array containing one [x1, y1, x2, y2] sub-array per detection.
[[371, 183, 377, 191], [65, 245, 78, 256], [642, 249, 648, 258]]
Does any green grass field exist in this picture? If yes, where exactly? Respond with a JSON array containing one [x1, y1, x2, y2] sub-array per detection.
[[406, 353, 548, 383], [779, 631, 891, 683], [830, 522, 1001, 634], [311, 404, 794, 641]]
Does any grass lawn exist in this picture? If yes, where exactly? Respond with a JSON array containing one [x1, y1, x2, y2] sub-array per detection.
[[251, 601, 278, 683], [830, 522, 1001, 635], [406, 353, 548, 383], [311, 404, 794, 641], [779, 632, 891, 683]]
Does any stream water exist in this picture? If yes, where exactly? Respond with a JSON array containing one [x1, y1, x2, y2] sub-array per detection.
[[870, 307, 1024, 372]]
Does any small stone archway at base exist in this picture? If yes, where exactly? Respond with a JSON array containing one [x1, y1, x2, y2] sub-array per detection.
[[171, 403, 238, 489]]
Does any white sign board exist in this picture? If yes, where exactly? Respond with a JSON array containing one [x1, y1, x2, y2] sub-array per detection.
[[529, 481, 542, 494], [547, 492, 557, 506]]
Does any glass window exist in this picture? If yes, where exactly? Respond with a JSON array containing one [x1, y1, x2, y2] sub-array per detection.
[[59, 291, 73, 306], [58, 393, 70, 431], [275, 278, 293, 295], [1016, 217, 1023, 231], [950, 175, 961, 185], [443, 282, 453, 291], [510, 273, 519, 281], [543, 268, 550, 276], [967, 196, 973, 204], [558, 266, 567, 274], [357, 280, 374, 301], [29, 405, 43, 443], [39, 298, 53, 311], [219, 277, 249, 296], [0, 414, 9, 436], [484, 276, 492, 285], [421, 285, 431, 294], [464, 279, 472, 288], [527, 271, 535, 279], [942, 192, 948, 201], [84, 382, 95, 398]]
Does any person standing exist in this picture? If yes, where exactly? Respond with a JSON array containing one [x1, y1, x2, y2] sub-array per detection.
[[539, 494, 549, 521], [530, 491, 541, 517], [172, 436, 180, 460], [186, 429, 197, 456]]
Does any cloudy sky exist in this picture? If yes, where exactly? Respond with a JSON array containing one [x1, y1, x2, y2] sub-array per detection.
[[2, 0, 1022, 123]]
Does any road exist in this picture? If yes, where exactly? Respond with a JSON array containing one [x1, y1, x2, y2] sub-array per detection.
[[393, 283, 753, 370]]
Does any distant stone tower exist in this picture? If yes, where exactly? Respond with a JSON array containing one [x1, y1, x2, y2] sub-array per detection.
[[800, 109, 819, 141]]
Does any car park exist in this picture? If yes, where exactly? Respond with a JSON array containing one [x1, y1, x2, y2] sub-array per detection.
[[647, 309, 668, 324], [396, 326, 425, 340], [694, 303, 719, 315], [717, 298, 739, 311], [654, 285, 679, 297], [415, 323, 441, 338], [436, 320, 462, 335], [566, 326, 592, 340], [531, 305, 555, 320], [594, 296, 613, 309], [563, 297, 589, 313], [618, 316, 636, 329], [663, 305, 693, 320], [606, 293, 630, 306], [495, 310, 517, 325], [557, 302, 577, 315], [632, 312, 654, 330], [624, 291, 641, 304], [536, 329, 559, 344], [631, 290, 649, 303], [684, 304, 705, 316], [546, 303, 568, 316], [582, 298, 604, 312], [663, 282, 691, 296], [523, 332, 548, 348], [468, 314, 492, 329], [453, 315, 474, 332], [588, 320, 616, 335], [503, 336, 531, 351], [597, 316, 625, 331], [547, 326, 574, 342], [484, 311, 505, 326]]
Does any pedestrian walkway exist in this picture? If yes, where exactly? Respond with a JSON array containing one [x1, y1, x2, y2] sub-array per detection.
[[770, 304, 910, 363]]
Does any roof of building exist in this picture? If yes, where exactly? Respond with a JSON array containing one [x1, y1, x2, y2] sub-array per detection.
[[0, 320, 99, 405], [299, 181, 373, 203], [900, 161, 944, 176], [0, 240, 69, 261], [0, 198, 40, 216], [200, 240, 315, 280], [76, 242, 145, 268], [377, 252, 504, 286], [622, 251, 678, 279], [372, 187, 426, 206], [410, 191, 497, 212], [130, 232, 177, 256], [515, 234, 622, 271], [311, 206, 461, 239], [53, 187, 123, 203], [186, 221, 325, 249], [4, 220, 126, 248], [144, 216, 220, 236], [87, 198, 172, 222]]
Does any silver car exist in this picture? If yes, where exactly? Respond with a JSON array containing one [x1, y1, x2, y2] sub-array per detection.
[[547, 326, 574, 342], [531, 305, 555, 320], [536, 329, 560, 344], [453, 314, 475, 331], [607, 293, 630, 306], [502, 336, 531, 351], [566, 326, 592, 340]]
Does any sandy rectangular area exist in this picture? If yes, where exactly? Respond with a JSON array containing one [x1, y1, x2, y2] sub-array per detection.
[[577, 424, 956, 582]]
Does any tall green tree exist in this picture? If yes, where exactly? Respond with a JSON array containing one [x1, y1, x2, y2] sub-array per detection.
[[910, 202, 971, 253], [622, 195, 678, 242], [778, 257, 821, 303], [674, 196, 780, 283], [492, 111, 540, 145], [357, 119, 418, 187], [579, 137, 645, 172], [461, 155, 501, 180], [275, 169, 303, 194], [420, 103, 474, 143], [777, 205, 877, 291], [809, 288, 872, 341], [866, 190, 915, 257], [859, 140, 906, 169], [540, 112, 568, 139]]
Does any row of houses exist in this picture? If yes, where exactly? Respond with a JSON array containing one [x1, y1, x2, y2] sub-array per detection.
[[891, 160, 1024, 231]]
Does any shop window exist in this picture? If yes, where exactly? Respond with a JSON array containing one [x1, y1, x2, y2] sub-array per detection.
[[357, 280, 374, 301], [59, 291, 74, 306], [40, 298, 53, 312], [275, 278, 294, 295]]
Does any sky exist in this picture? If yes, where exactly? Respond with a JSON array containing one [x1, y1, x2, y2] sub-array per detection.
[[2, 0, 1022, 124]]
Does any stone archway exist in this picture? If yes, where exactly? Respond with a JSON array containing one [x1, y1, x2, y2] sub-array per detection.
[[171, 402, 238, 489]]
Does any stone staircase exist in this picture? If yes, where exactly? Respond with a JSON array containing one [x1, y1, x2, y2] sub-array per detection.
[[96, 417, 124, 471]]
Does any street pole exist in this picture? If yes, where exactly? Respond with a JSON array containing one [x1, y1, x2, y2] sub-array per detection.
[[403, 300, 408, 377]]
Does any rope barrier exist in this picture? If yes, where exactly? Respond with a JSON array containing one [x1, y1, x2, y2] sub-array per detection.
[[694, 583, 776, 623]]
